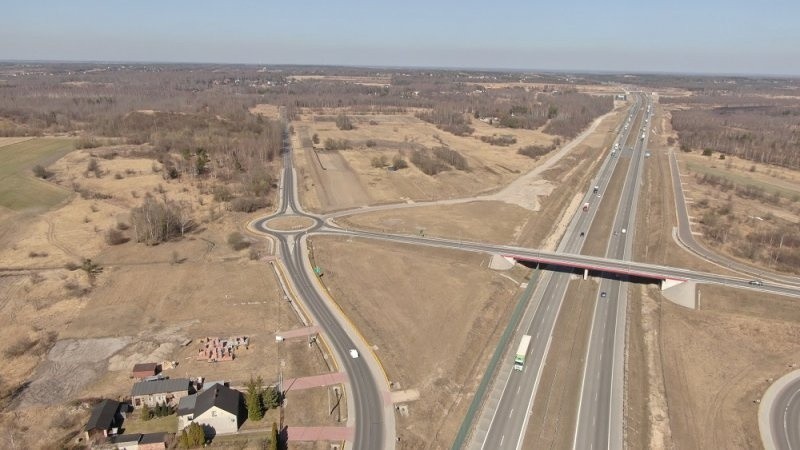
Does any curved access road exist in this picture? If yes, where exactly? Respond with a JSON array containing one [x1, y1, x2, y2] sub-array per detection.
[[760, 369, 800, 450], [251, 130, 395, 450], [669, 150, 800, 287]]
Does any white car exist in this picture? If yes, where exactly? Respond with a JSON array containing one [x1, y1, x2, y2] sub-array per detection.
[[621, 228, 627, 234], [349, 349, 359, 359]]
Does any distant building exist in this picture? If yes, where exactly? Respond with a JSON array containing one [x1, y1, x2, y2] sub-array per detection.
[[132, 363, 159, 380], [177, 384, 243, 437], [131, 378, 192, 408], [84, 399, 123, 443]]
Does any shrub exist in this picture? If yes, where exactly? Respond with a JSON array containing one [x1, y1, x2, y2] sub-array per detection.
[[335, 114, 354, 130], [432, 147, 469, 171], [410, 149, 449, 175], [365, 139, 377, 148], [4, 336, 35, 358], [75, 136, 100, 149], [105, 228, 128, 245], [86, 158, 102, 177], [323, 138, 352, 151], [212, 186, 233, 202], [392, 155, 408, 170], [518, 143, 557, 159], [178, 422, 206, 448], [227, 232, 251, 251], [230, 196, 270, 213], [702, 148, 713, 156], [480, 134, 517, 146], [32, 164, 53, 179], [130, 196, 183, 245], [371, 155, 389, 168], [311, 133, 320, 144]]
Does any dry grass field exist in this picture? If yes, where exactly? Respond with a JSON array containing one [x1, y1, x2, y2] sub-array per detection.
[[335, 104, 627, 250], [0, 138, 73, 212], [292, 109, 564, 211], [0, 142, 331, 449], [309, 236, 525, 449]]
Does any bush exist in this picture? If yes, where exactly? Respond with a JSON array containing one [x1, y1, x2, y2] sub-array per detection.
[[392, 155, 408, 170], [75, 136, 100, 149], [365, 139, 377, 148], [323, 138, 352, 151], [4, 336, 34, 358], [371, 155, 389, 168], [702, 148, 713, 156], [335, 114, 354, 130], [480, 134, 517, 146], [432, 147, 469, 171], [178, 422, 206, 448], [32, 164, 53, 179], [230, 196, 270, 213], [105, 228, 128, 245], [130, 196, 183, 245], [518, 143, 557, 159], [86, 158, 102, 178], [227, 232, 251, 251], [212, 186, 233, 202], [410, 149, 449, 175], [311, 133, 320, 144]]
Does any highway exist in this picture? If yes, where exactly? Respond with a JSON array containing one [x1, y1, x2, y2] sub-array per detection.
[[251, 130, 393, 450], [573, 96, 651, 450], [760, 370, 800, 450], [473, 95, 643, 450]]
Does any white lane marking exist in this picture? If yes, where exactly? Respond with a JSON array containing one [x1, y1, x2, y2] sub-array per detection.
[[509, 408, 514, 418]]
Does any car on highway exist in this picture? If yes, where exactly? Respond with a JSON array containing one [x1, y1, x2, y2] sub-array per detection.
[[749, 280, 764, 286], [621, 228, 627, 234], [349, 349, 359, 358], [600, 291, 607, 298], [580, 231, 585, 237]]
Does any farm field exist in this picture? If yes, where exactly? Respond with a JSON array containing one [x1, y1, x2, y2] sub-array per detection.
[[0, 138, 73, 211]]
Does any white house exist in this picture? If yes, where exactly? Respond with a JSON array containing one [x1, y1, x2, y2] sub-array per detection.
[[177, 384, 242, 436]]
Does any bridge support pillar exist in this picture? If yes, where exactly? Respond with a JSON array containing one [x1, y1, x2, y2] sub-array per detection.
[[661, 279, 696, 309], [583, 269, 589, 280]]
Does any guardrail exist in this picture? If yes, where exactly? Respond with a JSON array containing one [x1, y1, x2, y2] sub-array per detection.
[[451, 269, 541, 449]]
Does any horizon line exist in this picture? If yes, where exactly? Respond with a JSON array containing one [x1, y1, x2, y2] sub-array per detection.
[[1, 58, 799, 80]]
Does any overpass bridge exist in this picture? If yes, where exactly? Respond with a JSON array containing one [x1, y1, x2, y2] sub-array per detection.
[[500, 253, 687, 290]]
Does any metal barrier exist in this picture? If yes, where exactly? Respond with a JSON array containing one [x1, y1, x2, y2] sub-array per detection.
[[450, 269, 541, 449]]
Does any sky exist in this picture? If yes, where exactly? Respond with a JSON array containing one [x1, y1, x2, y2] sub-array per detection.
[[2, 1, 799, 76]]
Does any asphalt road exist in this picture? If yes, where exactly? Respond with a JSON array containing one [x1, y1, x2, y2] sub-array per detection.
[[252, 133, 392, 450], [573, 97, 651, 450], [474, 96, 644, 450], [761, 370, 800, 450]]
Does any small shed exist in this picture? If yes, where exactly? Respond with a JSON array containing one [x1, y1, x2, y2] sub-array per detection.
[[84, 399, 123, 443], [132, 362, 159, 379]]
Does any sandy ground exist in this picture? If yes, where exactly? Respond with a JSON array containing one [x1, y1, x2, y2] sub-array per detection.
[[309, 236, 524, 449]]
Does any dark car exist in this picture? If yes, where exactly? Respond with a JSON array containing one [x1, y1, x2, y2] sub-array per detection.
[[600, 291, 607, 298]]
